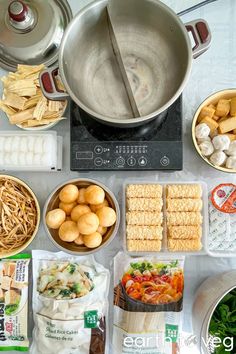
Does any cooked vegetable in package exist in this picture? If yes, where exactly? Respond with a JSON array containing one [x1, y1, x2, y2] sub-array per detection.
[[31, 250, 110, 354], [113, 252, 184, 354], [0, 254, 30, 352]]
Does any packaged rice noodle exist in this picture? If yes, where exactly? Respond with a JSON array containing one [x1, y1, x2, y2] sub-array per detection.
[[31, 250, 110, 354], [0, 254, 30, 352], [113, 252, 185, 354]]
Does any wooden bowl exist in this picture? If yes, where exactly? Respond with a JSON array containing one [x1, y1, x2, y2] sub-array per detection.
[[0, 174, 40, 258], [192, 89, 236, 173], [43, 178, 120, 255]]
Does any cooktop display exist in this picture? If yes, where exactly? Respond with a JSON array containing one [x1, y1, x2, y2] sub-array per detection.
[[70, 96, 183, 171]]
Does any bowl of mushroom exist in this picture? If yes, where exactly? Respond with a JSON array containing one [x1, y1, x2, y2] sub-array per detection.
[[192, 89, 236, 173], [44, 178, 120, 255]]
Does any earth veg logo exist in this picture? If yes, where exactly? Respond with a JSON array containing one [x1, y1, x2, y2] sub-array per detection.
[[123, 334, 234, 352]]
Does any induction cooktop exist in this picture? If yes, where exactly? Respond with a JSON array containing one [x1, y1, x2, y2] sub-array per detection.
[[70, 96, 183, 171]]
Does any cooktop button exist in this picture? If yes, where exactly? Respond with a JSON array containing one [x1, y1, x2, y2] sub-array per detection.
[[116, 157, 125, 166], [94, 157, 103, 166], [94, 145, 103, 154], [160, 156, 170, 166], [138, 156, 147, 166], [127, 156, 136, 166]]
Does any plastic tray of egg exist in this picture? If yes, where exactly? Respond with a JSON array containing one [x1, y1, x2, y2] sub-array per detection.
[[0, 131, 62, 171]]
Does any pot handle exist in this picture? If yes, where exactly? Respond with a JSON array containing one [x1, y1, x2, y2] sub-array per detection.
[[185, 19, 211, 59], [39, 66, 70, 101]]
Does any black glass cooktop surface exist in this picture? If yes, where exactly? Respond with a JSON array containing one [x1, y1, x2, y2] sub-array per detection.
[[70, 96, 183, 171]]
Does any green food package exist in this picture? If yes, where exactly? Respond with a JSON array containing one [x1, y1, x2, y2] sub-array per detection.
[[0, 254, 30, 352]]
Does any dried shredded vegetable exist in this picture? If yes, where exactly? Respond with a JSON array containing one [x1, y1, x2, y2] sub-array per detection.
[[0, 178, 38, 251]]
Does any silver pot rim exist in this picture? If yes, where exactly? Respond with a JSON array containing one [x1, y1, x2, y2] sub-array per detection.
[[58, 0, 193, 125]]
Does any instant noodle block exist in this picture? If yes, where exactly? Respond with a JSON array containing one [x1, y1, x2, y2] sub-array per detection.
[[124, 182, 207, 254], [113, 252, 184, 354]]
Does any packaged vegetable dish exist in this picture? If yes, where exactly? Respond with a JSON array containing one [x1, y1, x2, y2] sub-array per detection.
[[113, 252, 184, 354], [31, 250, 109, 354], [0, 254, 30, 352]]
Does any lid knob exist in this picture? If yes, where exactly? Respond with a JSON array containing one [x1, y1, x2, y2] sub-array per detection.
[[8, 1, 28, 22]]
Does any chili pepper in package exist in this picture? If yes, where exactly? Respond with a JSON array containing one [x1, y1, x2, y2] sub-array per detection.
[[113, 252, 185, 354], [30, 250, 110, 354]]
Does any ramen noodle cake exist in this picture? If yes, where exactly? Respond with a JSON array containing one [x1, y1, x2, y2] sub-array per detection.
[[113, 252, 184, 354], [0, 254, 30, 352], [166, 184, 203, 251]]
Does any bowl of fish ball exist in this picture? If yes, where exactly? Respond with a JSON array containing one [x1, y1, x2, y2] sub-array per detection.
[[43, 178, 120, 255], [0, 175, 40, 258], [192, 89, 236, 173]]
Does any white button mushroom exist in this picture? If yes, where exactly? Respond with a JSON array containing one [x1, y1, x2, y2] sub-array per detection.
[[195, 123, 211, 139], [226, 156, 236, 169], [199, 141, 214, 156], [212, 135, 231, 151], [225, 141, 236, 156], [210, 151, 227, 166]]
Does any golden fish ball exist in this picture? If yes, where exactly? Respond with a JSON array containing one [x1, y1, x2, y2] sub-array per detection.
[[74, 234, 84, 246], [83, 232, 102, 248], [97, 225, 107, 236], [71, 204, 91, 222], [59, 221, 79, 242], [96, 207, 116, 227], [77, 212, 99, 235], [59, 184, 79, 203], [46, 209, 66, 229], [77, 188, 87, 204], [90, 199, 109, 213], [59, 201, 77, 215], [84, 185, 105, 205]]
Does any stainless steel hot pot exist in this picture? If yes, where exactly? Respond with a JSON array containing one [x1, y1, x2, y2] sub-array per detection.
[[40, 0, 211, 127]]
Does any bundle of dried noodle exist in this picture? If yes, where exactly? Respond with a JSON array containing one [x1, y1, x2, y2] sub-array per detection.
[[0, 179, 37, 251]]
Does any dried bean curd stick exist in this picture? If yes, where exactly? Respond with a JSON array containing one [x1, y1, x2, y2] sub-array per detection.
[[0, 179, 37, 251]]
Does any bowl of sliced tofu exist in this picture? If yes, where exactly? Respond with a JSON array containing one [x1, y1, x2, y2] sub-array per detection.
[[0, 64, 67, 130], [192, 89, 236, 173]]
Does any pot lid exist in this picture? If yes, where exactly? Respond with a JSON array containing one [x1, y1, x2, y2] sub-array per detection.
[[0, 0, 72, 71]]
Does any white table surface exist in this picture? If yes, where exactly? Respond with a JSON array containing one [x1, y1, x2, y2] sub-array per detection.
[[1, 0, 236, 353]]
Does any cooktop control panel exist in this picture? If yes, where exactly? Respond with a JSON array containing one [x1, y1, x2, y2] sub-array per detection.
[[70, 96, 183, 171], [71, 141, 182, 170]]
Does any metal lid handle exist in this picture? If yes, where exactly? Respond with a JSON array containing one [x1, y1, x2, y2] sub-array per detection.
[[8, 1, 28, 22]]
